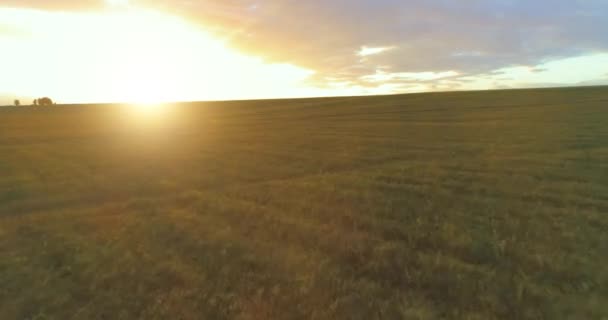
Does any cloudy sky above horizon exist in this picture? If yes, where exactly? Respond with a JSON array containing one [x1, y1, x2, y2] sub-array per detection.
[[1, 0, 608, 104]]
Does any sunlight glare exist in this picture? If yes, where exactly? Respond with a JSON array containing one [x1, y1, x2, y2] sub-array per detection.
[[0, 6, 320, 104], [130, 102, 167, 113], [106, 0, 130, 7], [121, 101, 176, 132]]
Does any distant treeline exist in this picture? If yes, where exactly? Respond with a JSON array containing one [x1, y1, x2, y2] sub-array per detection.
[[12, 97, 55, 107]]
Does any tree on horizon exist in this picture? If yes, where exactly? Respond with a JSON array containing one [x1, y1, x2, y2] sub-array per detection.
[[37, 97, 54, 106]]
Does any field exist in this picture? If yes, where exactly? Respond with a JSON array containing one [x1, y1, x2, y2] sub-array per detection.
[[1, 86, 607, 319]]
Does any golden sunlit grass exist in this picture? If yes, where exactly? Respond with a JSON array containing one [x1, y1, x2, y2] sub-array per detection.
[[1, 87, 607, 319]]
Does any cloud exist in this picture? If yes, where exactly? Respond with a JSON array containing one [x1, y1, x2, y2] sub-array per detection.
[[452, 51, 485, 57], [146, 0, 608, 92], [358, 46, 394, 57], [447, 53, 608, 91], [530, 67, 548, 73], [361, 70, 459, 82]]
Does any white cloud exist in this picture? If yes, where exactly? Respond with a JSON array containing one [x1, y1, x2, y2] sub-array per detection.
[[357, 46, 394, 57]]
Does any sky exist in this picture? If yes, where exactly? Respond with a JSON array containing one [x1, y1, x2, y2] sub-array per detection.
[[1, 0, 608, 104]]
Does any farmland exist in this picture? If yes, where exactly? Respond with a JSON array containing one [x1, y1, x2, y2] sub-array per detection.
[[1, 86, 607, 319]]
